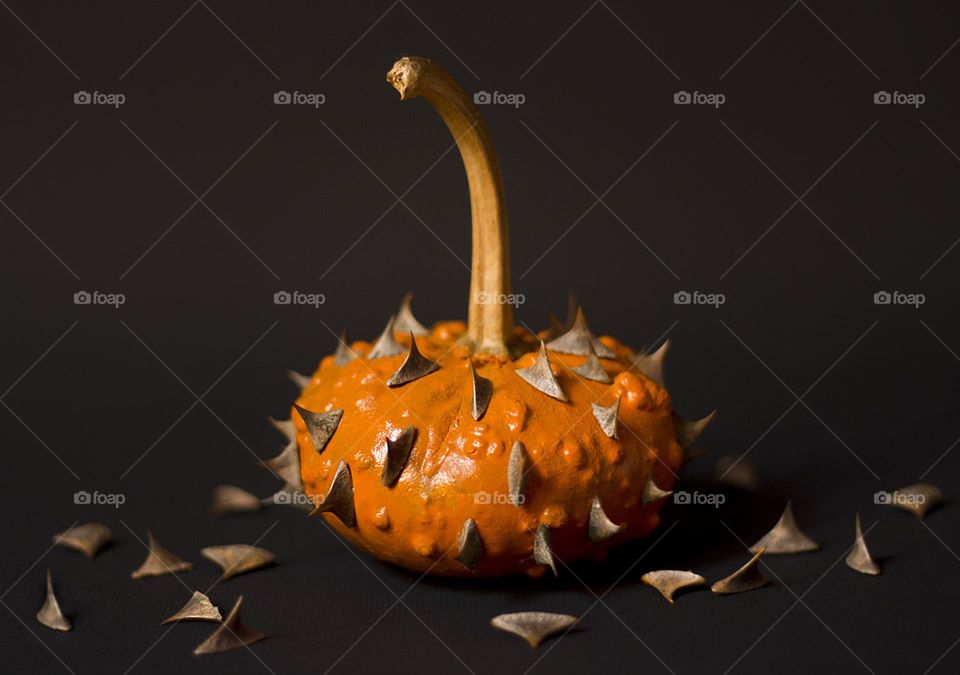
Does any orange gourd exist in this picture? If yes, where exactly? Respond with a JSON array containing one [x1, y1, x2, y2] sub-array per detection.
[[265, 57, 715, 577]]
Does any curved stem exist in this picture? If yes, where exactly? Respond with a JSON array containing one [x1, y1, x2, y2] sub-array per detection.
[[387, 56, 513, 355]]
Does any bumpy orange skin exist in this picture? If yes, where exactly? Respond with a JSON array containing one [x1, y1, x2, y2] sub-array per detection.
[[294, 322, 682, 577]]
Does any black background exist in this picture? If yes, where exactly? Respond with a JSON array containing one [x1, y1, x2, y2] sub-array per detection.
[[1, 1, 959, 673]]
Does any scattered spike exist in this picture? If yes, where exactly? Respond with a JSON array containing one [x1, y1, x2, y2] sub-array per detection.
[[533, 524, 557, 576], [516, 342, 567, 401], [588, 496, 624, 542], [642, 474, 673, 504], [268, 416, 296, 442], [210, 485, 261, 517], [382, 426, 417, 487], [508, 441, 529, 507], [333, 330, 358, 366], [386, 333, 439, 387], [455, 518, 484, 571], [310, 460, 356, 528], [591, 396, 620, 439], [846, 513, 881, 575], [287, 369, 311, 389], [715, 454, 760, 492], [394, 292, 430, 336], [711, 548, 769, 595], [258, 440, 302, 488], [546, 307, 616, 358], [673, 410, 717, 450], [132, 532, 193, 579], [570, 345, 611, 383], [162, 591, 222, 624], [749, 501, 820, 554], [200, 545, 276, 580], [36, 570, 70, 631], [293, 404, 343, 455], [367, 315, 405, 359], [470, 360, 493, 420], [193, 596, 265, 655], [52, 522, 111, 559], [883, 482, 942, 519], [641, 570, 706, 604], [631, 340, 670, 387], [490, 611, 577, 648]]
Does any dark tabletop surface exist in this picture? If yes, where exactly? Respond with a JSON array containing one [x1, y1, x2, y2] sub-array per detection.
[[1, 1, 959, 673]]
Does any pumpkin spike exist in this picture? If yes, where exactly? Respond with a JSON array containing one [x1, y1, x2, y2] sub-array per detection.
[[673, 410, 717, 450], [267, 415, 296, 442], [533, 524, 557, 576], [749, 501, 820, 554], [846, 513, 881, 575], [570, 344, 612, 383], [641, 570, 706, 604], [711, 547, 769, 595], [508, 440, 529, 507], [564, 292, 578, 331], [210, 485, 262, 517], [642, 474, 673, 504], [131, 532, 193, 579], [631, 339, 670, 388], [394, 292, 430, 336], [333, 329, 358, 366], [545, 313, 565, 341], [883, 482, 942, 519], [455, 518, 484, 571], [367, 315, 405, 359], [470, 360, 493, 420], [546, 307, 616, 359], [588, 496, 624, 542], [386, 333, 440, 387], [201, 545, 276, 580], [192, 595, 265, 655], [715, 454, 760, 492], [382, 426, 417, 487], [36, 570, 71, 632], [516, 341, 567, 401], [310, 460, 357, 528], [52, 522, 112, 559], [490, 611, 577, 649], [162, 590, 222, 624], [287, 369, 310, 389], [294, 404, 343, 455], [257, 439, 302, 489], [591, 396, 620, 439]]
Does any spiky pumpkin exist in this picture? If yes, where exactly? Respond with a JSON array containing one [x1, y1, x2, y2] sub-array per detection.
[[264, 56, 714, 578]]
